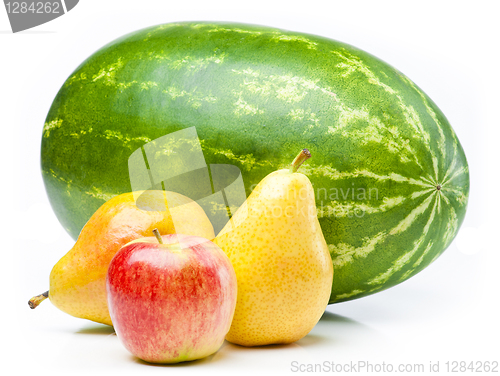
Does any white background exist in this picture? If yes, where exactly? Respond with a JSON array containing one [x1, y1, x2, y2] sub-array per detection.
[[1, 1, 499, 374]]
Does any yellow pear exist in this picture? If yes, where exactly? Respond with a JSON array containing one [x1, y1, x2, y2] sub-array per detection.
[[29, 190, 214, 326], [214, 149, 333, 346]]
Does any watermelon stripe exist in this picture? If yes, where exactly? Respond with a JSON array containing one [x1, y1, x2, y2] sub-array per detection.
[[300, 165, 433, 188], [441, 143, 459, 183], [436, 191, 443, 214], [368, 194, 438, 285], [231, 68, 339, 102], [419, 176, 436, 186], [411, 188, 435, 199], [318, 186, 437, 219], [330, 103, 425, 169], [46, 168, 117, 202], [329, 231, 386, 268], [389, 192, 435, 235], [92, 59, 124, 84], [396, 95, 431, 145], [333, 49, 397, 95], [412, 241, 435, 268], [441, 191, 451, 205], [317, 196, 406, 218], [335, 289, 365, 300], [442, 206, 458, 247], [328, 189, 437, 269], [444, 188, 467, 206], [431, 151, 440, 183], [43, 119, 63, 138], [405, 77, 448, 161], [442, 165, 469, 186]]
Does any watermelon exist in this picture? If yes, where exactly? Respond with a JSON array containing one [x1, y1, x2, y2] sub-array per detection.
[[41, 22, 469, 303]]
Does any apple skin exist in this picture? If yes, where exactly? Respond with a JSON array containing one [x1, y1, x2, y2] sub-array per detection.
[[106, 234, 237, 363]]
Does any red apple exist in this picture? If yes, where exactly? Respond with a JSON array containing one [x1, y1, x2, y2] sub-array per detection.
[[106, 230, 237, 363]]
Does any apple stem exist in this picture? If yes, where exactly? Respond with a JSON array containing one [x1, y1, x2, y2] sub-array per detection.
[[291, 149, 311, 172], [28, 291, 49, 309], [153, 228, 163, 244]]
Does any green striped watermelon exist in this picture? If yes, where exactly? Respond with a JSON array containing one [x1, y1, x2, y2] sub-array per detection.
[[41, 22, 469, 303]]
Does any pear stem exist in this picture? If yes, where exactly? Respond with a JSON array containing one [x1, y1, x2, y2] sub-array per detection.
[[291, 149, 311, 173], [153, 228, 163, 244], [28, 291, 49, 309]]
